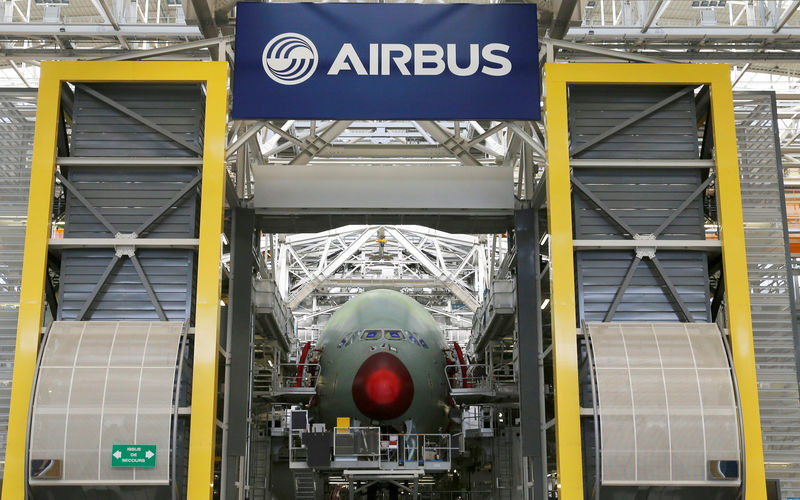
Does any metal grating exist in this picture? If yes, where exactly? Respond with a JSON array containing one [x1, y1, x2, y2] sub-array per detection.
[[735, 91, 800, 500], [0, 89, 36, 480], [588, 322, 741, 487]]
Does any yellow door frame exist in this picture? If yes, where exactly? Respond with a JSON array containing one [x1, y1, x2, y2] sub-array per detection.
[[543, 63, 766, 500], [1, 61, 228, 500]]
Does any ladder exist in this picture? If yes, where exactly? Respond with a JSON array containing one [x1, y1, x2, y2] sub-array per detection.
[[248, 418, 272, 500], [495, 431, 513, 500]]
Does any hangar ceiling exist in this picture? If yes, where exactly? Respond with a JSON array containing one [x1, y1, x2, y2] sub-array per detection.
[[5, 0, 800, 339]]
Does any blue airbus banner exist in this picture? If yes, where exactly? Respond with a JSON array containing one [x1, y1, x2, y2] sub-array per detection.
[[232, 3, 539, 120]]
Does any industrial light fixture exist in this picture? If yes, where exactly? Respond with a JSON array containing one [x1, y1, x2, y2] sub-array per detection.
[[692, 0, 726, 7]]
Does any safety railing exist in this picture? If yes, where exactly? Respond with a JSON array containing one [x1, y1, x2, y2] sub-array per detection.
[[422, 434, 452, 464], [377, 433, 453, 469], [274, 362, 320, 391], [289, 425, 454, 471], [288, 429, 308, 466], [491, 363, 516, 386], [333, 427, 381, 461], [445, 363, 489, 390]]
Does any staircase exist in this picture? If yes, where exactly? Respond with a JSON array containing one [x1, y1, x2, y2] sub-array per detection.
[[294, 470, 317, 500], [736, 92, 800, 499]]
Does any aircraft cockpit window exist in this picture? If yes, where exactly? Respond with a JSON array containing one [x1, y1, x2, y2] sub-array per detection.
[[338, 332, 358, 348], [361, 329, 382, 340], [419, 339, 429, 348], [385, 330, 405, 340], [408, 333, 419, 344]]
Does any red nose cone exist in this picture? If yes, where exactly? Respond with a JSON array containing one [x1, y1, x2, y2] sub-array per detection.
[[352, 352, 414, 421]]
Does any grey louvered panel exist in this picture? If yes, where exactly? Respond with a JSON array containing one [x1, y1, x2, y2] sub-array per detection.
[[577, 251, 711, 323], [63, 167, 199, 238], [71, 83, 204, 157], [59, 83, 205, 324], [572, 168, 705, 240], [735, 91, 800, 500], [58, 249, 195, 322], [59, 166, 199, 321], [0, 90, 36, 480], [568, 85, 699, 159], [568, 85, 710, 323]]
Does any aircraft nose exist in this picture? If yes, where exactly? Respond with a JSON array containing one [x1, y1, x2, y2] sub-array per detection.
[[352, 352, 414, 421]]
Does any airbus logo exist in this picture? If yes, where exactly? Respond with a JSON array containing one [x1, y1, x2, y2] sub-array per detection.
[[262, 33, 513, 85], [262, 33, 319, 85]]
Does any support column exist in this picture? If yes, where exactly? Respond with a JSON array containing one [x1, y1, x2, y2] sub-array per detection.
[[224, 207, 256, 499], [515, 207, 545, 500]]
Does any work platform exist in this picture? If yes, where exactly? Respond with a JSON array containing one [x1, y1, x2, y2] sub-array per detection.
[[468, 279, 516, 357], [254, 278, 296, 353], [288, 424, 453, 474]]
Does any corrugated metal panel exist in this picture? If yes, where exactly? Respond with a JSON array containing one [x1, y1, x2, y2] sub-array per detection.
[[71, 83, 204, 158], [59, 249, 196, 322], [577, 251, 710, 323], [59, 83, 203, 322], [568, 85, 710, 323], [735, 91, 800, 500], [0, 89, 36, 479], [568, 85, 699, 160], [572, 169, 705, 240], [63, 168, 199, 238]]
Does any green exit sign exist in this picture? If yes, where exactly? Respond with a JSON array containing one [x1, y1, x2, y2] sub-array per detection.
[[111, 445, 156, 467]]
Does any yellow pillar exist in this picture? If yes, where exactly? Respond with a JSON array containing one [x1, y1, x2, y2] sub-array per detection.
[[1, 61, 229, 500], [542, 62, 766, 500]]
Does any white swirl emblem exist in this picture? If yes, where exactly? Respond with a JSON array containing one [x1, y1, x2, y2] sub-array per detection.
[[262, 33, 318, 85]]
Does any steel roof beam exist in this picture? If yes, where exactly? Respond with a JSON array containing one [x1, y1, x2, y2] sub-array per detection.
[[566, 26, 800, 40], [386, 227, 479, 311], [641, 0, 669, 33], [307, 144, 459, 158], [549, 0, 578, 40], [0, 23, 203, 37], [226, 121, 267, 160], [288, 227, 377, 308], [288, 120, 353, 165], [97, 35, 233, 60], [323, 278, 445, 289], [774, 0, 800, 33], [417, 120, 482, 166], [544, 37, 672, 63], [89, 0, 130, 49]]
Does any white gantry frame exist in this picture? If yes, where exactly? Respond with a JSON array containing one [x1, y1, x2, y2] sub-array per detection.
[[264, 225, 508, 345]]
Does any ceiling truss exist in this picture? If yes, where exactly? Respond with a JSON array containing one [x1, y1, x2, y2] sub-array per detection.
[[266, 225, 505, 344]]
